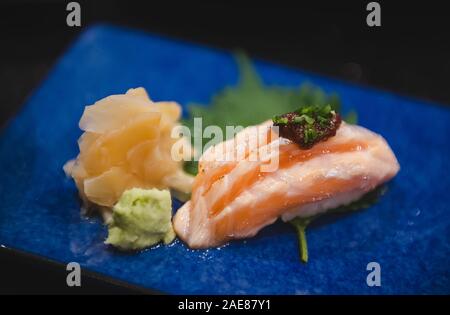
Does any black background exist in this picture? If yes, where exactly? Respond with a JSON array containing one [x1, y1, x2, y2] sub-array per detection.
[[0, 0, 449, 294]]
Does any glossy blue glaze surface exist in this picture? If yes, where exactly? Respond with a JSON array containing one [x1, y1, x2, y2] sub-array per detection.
[[0, 25, 449, 294]]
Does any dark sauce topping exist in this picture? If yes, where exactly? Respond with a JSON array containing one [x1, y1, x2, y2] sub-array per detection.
[[272, 105, 342, 149]]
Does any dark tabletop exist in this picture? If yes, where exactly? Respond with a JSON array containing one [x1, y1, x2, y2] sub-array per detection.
[[0, 0, 449, 294]]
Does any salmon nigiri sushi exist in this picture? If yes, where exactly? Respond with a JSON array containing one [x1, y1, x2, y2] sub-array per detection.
[[173, 108, 400, 249]]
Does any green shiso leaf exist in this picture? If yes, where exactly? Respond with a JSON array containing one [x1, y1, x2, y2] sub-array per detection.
[[328, 185, 387, 214], [289, 217, 312, 263], [343, 110, 358, 124], [183, 159, 199, 176], [288, 185, 387, 263], [182, 52, 344, 175]]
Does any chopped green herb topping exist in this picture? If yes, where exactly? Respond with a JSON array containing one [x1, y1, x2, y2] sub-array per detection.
[[273, 116, 289, 124], [272, 104, 342, 149]]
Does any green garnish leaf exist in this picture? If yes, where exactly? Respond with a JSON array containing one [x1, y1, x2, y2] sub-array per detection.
[[328, 185, 387, 214], [183, 159, 199, 176], [344, 110, 358, 124], [288, 185, 388, 263], [289, 217, 312, 263], [182, 52, 345, 175]]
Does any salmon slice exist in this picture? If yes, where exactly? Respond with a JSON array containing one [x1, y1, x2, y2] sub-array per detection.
[[173, 122, 400, 248]]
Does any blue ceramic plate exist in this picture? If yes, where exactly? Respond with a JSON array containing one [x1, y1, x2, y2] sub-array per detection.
[[0, 25, 449, 294]]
